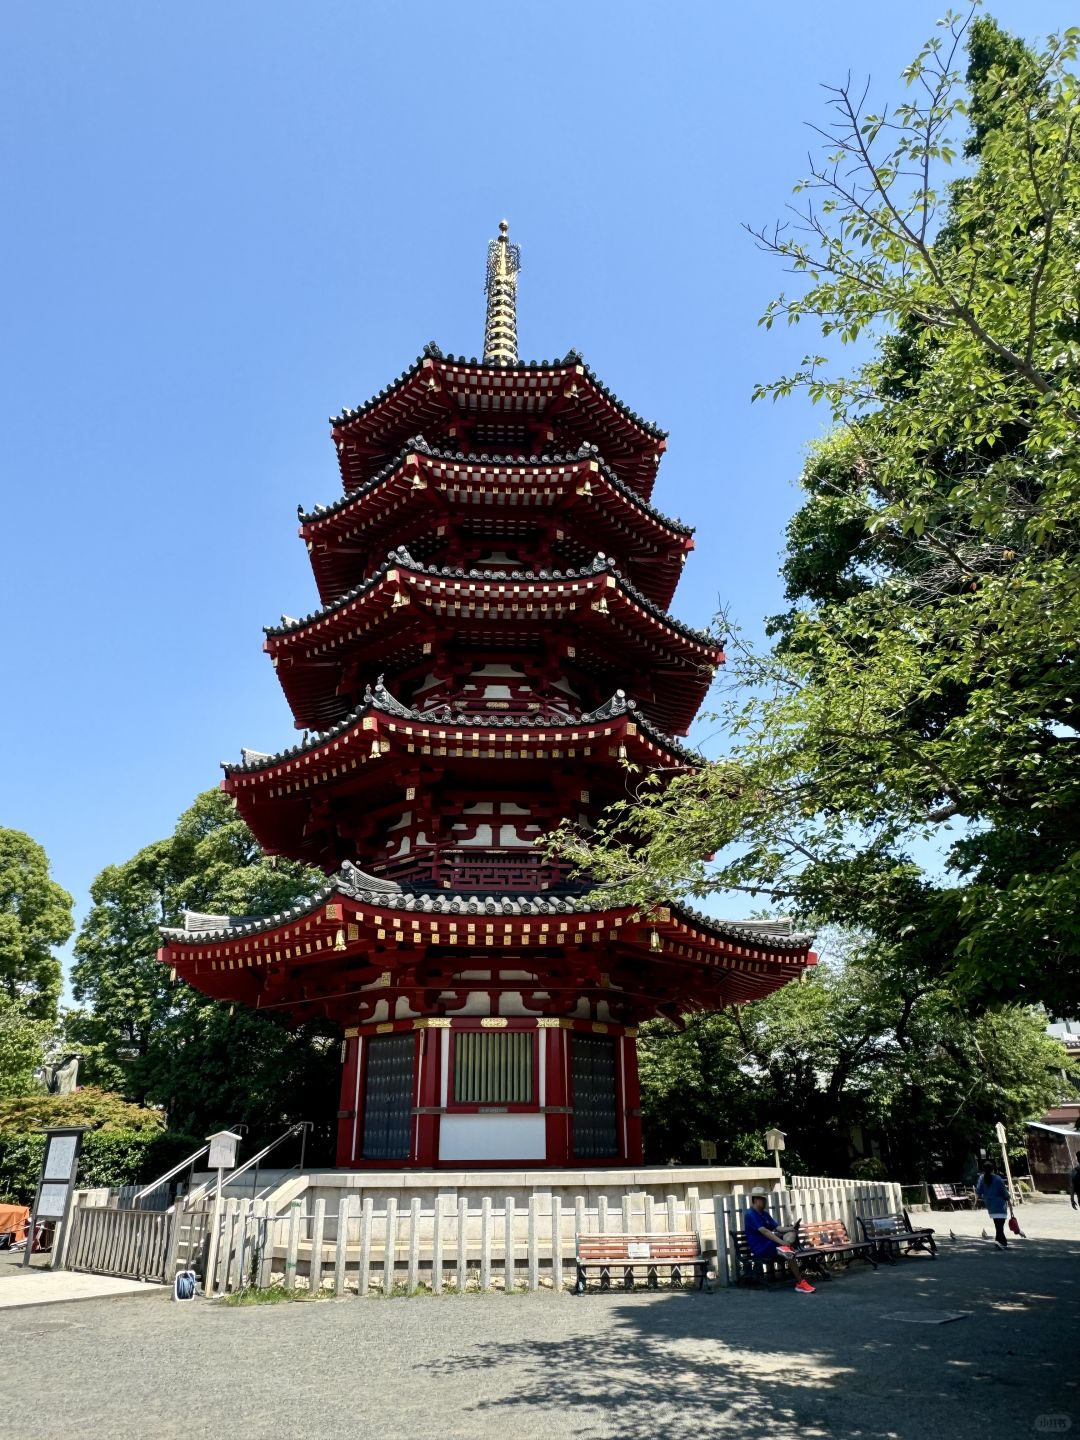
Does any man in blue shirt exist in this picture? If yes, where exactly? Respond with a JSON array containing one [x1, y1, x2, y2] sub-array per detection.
[[745, 1187, 814, 1292]]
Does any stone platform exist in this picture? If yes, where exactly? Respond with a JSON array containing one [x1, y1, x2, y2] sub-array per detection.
[[301, 1163, 782, 1212]]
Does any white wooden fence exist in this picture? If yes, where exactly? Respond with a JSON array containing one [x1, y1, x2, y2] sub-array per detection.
[[193, 1180, 903, 1297], [789, 1175, 870, 1190]]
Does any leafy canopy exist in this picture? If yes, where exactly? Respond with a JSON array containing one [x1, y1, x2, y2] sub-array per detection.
[[640, 933, 1071, 1177], [551, 11, 1080, 1013], [0, 827, 74, 1021], [68, 789, 339, 1152]]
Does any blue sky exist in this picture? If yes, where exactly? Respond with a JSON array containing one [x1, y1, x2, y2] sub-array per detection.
[[2, 1, 1065, 969]]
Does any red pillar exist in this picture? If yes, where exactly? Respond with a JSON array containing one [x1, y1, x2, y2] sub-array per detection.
[[336, 1034, 361, 1167], [544, 1027, 571, 1165], [414, 1027, 441, 1167], [622, 1033, 643, 1163]]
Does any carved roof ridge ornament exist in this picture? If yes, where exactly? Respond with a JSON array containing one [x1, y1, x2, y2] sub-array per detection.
[[580, 689, 631, 723], [337, 859, 402, 895], [364, 675, 414, 719], [483, 220, 521, 364]]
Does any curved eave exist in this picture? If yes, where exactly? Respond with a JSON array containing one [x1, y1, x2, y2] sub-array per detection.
[[263, 563, 722, 736], [158, 889, 815, 1019], [224, 701, 700, 791], [330, 353, 666, 501], [302, 444, 690, 537], [222, 698, 702, 863], [299, 446, 693, 609], [265, 556, 719, 656], [160, 888, 813, 966]]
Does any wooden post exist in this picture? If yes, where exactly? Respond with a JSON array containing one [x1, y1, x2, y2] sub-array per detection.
[[164, 1198, 183, 1282], [666, 1194, 678, 1234], [504, 1197, 516, 1292], [644, 1193, 655, 1234], [480, 1197, 492, 1291], [527, 1195, 539, 1291], [334, 1197, 352, 1297], [310, 1198, 326, 1295], [620, 1193, 632, 1234], [712, 1197, 729, 1287], [456, 1196, 468, 1292], [285, 1203, 302, 1296], [432, 1196, 444, 1295], [407, 1197, 421, 1292], [551, 1196, 563, 1291], [284, 1201, 301, 1292], [574, 1194, 586, 1238], [254, 1201, 272, 1289], [358, 1197, 373, 1296], [383, 1197, 398, 1296], [598, 1195, 609, 1234], [232, 1199, 251, 1291], [220, 1200, 238, 1294]]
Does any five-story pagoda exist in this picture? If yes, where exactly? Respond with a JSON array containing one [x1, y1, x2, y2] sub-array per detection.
[[159, 225, 815, 1169]]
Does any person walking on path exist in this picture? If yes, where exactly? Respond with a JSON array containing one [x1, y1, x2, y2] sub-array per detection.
[[1070, 1159, 1080, 1211], [977, 1162, 1012, 1248], [744, 1187, 815, 1292]]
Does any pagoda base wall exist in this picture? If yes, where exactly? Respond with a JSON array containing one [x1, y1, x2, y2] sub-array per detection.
[[292, 1164, 785, 1247], [336, 1013, 643, 1169]]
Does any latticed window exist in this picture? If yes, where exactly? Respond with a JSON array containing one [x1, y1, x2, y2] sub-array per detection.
[[572, 1034, 618, 1158], [361, 1033, 415, 1160], [453, 1030, 534, 1105]]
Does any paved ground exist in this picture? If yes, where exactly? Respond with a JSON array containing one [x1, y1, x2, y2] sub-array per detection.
[[0, 1246, 158, 1308], [1, 1198, 1078, 1439]]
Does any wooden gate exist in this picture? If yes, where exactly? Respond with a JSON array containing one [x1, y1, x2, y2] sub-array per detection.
[[66, 1205, 174, 1283]]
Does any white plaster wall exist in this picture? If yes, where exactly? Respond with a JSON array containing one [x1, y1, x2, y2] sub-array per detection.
[[439, 1114, 547, 1163]]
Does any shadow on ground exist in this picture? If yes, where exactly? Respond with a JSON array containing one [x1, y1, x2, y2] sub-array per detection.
[[427, 1232, 1080, 1439]]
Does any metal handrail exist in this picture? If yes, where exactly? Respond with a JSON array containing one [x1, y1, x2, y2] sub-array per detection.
[[218, 1122, 312, 1197], [133, 1142, 211, 1203]]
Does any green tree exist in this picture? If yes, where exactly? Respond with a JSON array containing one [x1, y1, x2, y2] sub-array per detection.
[[551, 13, 1080, 1012], [69, 790, 339, 1152], [0, 995, 50, 1098], [639, 936, 1070, 1178], [0, 827, 73, 1021]]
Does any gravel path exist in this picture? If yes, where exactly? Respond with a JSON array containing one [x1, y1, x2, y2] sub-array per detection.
[[2, 1197, 1078, 1439]]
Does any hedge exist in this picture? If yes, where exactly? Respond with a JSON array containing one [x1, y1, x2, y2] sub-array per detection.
[[0, 1128, 206, 1206]]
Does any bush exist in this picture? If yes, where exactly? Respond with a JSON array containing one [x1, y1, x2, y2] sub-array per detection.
[[850, 1156, 889, 1181], [0, 1087, 164, 1136], [0, 1087, 201, 1205], [0, 1134, 45, 1206]]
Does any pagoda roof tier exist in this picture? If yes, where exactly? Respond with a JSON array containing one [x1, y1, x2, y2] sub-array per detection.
[[330, 348, 666, 502], [299, 441, 694, 611], [159, 868, 816, 1025], [265, 550, 722, 736], [221, 683, 702, 867]]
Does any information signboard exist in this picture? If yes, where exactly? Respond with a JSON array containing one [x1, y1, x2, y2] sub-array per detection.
[[23, 1127, 88, 1269]]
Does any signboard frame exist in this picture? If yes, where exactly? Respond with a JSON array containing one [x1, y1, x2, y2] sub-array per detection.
[[23, 1126, 89, 1269]]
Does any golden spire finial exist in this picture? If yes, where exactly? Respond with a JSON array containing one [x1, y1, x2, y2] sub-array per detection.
[[484, 219, 521, 364]]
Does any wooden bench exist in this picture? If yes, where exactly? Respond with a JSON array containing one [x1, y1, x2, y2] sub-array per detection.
[[731, 1219, 876, 1286], [930, 1183, 974, 1210], [574, 1233, 711, 1294], [855, 1210, 937, 1260], [798, 1219, 879, 1277]]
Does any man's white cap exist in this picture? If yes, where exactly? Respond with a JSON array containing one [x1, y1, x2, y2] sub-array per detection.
[[750, 1186, 770, 1198]]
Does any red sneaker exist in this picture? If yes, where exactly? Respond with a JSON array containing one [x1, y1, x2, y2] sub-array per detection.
[[794, 1279, 815, 1294], [776, 1244, 795, 1256]]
